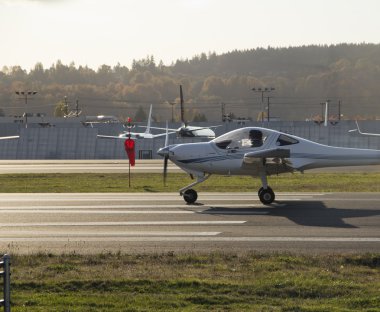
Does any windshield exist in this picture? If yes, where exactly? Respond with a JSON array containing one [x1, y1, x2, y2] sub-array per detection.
[[213, 128, 268, 150]]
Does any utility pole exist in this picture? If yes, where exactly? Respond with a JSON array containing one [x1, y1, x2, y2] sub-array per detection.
[[252, 87, 275, 125], [169, 102, 176, 122], [75, 99, 81, 117], [15, 90, 37, 128], [338, 100, 341, 121], [266, 96, 273, 122]]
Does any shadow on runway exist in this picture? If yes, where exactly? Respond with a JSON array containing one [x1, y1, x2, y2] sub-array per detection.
[[201, 201, 380, 228]]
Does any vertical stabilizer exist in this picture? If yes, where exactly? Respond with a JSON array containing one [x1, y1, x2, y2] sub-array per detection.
[[144, 104, 153, 135]]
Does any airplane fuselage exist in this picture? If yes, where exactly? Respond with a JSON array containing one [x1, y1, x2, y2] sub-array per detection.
[[161, 127, 380, 177]]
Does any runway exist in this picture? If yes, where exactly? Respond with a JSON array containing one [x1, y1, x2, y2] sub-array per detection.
[[0, 192, 379, 254], [0, 159, 380, 173]]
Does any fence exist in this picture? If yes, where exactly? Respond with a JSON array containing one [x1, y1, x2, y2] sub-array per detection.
[[0, 254, 10, 312]]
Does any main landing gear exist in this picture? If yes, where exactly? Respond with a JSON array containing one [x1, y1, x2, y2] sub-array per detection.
[[177, 171, 275, 205], [257, 170, 275, 205], [179, 174, 211, 204], [258, 186, 275, 205]]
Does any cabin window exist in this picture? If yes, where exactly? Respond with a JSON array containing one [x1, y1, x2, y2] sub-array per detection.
[[276, 134, 299, 146]]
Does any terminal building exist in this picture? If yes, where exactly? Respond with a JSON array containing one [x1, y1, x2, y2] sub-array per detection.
[[0, 115, 379, 159]]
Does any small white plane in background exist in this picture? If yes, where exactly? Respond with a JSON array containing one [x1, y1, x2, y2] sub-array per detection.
[[158, 127, 380, 205], [97, 104, 174, 140], [349, 120, 380, 137], [147, 85, 218, 139]]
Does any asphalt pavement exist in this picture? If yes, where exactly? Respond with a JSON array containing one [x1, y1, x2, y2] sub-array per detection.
[[0, 192, 379, 254]]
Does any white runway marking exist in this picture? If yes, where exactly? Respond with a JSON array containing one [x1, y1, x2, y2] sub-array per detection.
[[0, 221, 247, 227], [0, 231, 221, 237], [1, 237, 379, 242], [0, 210, 195, 214]]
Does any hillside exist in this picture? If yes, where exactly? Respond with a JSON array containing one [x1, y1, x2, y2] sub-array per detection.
[[1, 43, 379, 121]]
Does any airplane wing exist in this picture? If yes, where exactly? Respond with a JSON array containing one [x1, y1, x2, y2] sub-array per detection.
[[97, 135, 122, 139], [348, 121, 380, 137], [139, 126, 177, 131], [0, 135, 19, 140], [97, 132, 176, 140], [243, 148, 293, 175], [243, 148, 290, 162]]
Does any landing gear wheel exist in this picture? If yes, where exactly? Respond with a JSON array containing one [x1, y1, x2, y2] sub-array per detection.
[[183, 189, 198, 204], [258, 186, 273, 196], [259, 188, 275, 205]]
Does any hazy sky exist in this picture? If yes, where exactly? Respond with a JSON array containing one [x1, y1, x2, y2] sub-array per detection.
[[1, 0, 379, 71]]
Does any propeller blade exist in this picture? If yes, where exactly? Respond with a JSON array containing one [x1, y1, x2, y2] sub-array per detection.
[[179, 85, 186, 126], [163, 155, 168, 186]]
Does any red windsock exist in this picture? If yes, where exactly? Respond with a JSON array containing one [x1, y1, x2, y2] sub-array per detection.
[[124, 138, 135, 166]]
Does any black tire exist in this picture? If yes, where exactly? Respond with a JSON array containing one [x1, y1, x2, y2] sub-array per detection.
[[258, 186, 273, 196], [183, 189, 198, 204], [259, 188, 275, 205]]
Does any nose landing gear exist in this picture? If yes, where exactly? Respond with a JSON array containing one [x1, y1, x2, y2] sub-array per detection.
[[179, 173, 211, 204]]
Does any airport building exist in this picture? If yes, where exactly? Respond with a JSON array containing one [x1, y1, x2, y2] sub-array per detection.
[[0, 115, 379, 159]]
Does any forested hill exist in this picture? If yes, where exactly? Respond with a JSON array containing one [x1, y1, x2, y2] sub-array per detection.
[[1, 43, 379, 121]]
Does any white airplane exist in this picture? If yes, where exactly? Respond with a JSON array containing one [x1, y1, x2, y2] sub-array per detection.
[[147, 85, 218, 139], [348, 120, 380, 137], [158, 127, 380, 205], [97, 104, 174, 139]]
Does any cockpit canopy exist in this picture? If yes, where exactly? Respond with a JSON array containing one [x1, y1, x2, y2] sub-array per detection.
[[212, 127, 299, 150]]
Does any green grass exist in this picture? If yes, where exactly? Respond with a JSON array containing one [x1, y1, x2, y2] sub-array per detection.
[[0, 172, 379, 192], [8, 252, 380, 311]]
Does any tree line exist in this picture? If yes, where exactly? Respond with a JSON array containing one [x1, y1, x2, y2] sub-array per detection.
[[1, 43, 380, 121]]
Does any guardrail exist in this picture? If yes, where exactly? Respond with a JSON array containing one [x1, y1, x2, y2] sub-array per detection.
[[0, 254, 10, 312]]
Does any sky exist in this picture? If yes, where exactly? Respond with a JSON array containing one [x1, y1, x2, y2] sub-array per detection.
[[1, 0, 379, 71]]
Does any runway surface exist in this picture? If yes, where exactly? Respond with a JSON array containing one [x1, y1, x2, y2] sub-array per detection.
[[0, 192, 379, 254], [0, 159, 380, 173]]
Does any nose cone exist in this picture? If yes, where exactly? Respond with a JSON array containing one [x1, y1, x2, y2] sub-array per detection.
[[157, 146, 170, 157]]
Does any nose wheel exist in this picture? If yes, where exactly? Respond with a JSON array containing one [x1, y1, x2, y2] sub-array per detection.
[[183, 189, 198, 204], [258, 187, 275, 205]]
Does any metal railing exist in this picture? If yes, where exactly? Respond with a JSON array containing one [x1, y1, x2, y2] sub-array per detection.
[[0, 254, 10, 312]]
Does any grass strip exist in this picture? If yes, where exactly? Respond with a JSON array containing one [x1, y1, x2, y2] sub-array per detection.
[[7, 252, 380, 311], [0, 172, 379, 192]]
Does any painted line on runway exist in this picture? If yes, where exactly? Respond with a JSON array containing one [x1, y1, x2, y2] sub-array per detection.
[[0, 231, 221, 237], [0, 210, 195, 214], [1, 236, 379, 242], [0, 221, 247, 227], [0, 204, 280, 210], [202, 211, 269, 215]]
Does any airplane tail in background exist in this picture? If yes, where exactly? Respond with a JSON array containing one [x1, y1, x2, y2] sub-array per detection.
[[144, 104, 153, 135]]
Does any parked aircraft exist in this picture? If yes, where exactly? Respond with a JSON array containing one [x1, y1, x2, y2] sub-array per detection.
[[97, 104, 174, 139], [147, 85, 218, 139], [349, 120, 380, 137], [158, 127, 380, 205]]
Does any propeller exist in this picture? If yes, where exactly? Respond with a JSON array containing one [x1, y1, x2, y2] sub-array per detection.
[[163, 153, 168, 186], [163, 120, 169, 186], [179, 85, 187, 127]]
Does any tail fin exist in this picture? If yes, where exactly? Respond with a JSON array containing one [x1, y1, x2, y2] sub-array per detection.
[[144, 104, 153, 135], [164, 120, 169, 147]]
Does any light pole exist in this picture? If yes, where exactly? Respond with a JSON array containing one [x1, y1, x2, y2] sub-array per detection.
[[252, 87, 275, 125], [169, 102, 176, 123], [15, 91, 37, 128]]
